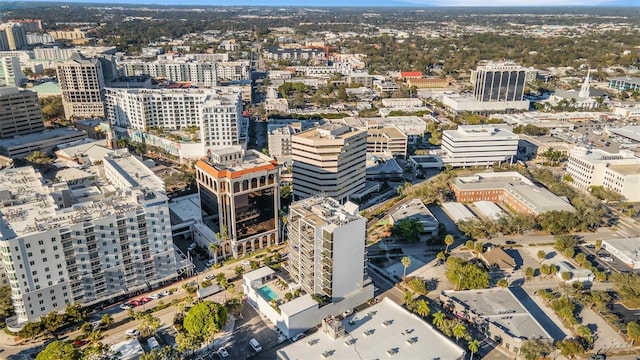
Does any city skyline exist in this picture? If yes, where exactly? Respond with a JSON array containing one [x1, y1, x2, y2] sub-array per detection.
[[10, 0, 640, 7]]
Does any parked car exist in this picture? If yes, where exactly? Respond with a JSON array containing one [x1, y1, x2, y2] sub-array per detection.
[[217, 347, 229, 358], [342, 309, 354, 317], [291, 333, 306, 342], [128, 300, 141, 307], [249, 338, 262, 352], [125, 329, 140, 337], [205, 274, 216, 281], [139, 297, 151, 304], [120, 303, 133, 310], [187, 243, 197, 251], [205, 259, 216, 267], [72, 339, 89, 347]]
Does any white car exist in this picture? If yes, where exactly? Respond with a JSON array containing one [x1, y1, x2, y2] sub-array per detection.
[[119, 303, 133, 310], [149, 293, 164, 300], [205, 259, 216, 267], [217, 347, 229, 358], [342, 309, 354, 317], [125, 329, 140, 337], [291, 333, 306, 342], [241, 260, 251, 266], [600, 256, 614, 262], [187, 243, 197, 251]]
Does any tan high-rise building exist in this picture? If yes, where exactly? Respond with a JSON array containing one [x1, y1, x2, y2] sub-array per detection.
[[292, 125, 367, 203], [0, 87, 45, 139], [195, 147, 280, 259], [56, 53, 106, 119], [0, 23, 27, 50]]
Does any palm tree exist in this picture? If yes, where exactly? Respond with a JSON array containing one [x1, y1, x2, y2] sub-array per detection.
[[100, 313, 113, 328], [432, 311, 446, 330], [468, 339, 480, 360], [453, 323, 467, 343], [88, 330, 103, 347], [208, 241, 220, 265], [444, 234, 454, 253], [413, 299, 430, 318], [401, 256, 411, 280]]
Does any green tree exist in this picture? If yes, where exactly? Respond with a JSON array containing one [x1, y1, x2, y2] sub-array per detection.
[[140, 346, 181, 360], [577, 325, 593, 345], [41, 311, 65, 336], [0, 285, 15, 322], [36, 340, 81, 360], [444, 234, 454, 252], [468, 339, 480, 360], [392, 218, 423, 243], [235, 266, 245, 278], [561, 272, 573, 281], [452, 323, 467, 342], [412, 299, 430, 318], [627, 321, 640, 345], [100, 314, 113, 328], [556, 338, 584, 359], [525, 267, 535, 279], [138, 314, 161, 338], [208, 242, 220, 265], [554, 234, 577, 252], [65, 303, 87, 323], [25, 151, 53, 166], [18, 321, 44, 340], [536, 250, 546, 262], [175, 332, 201, 355], [432, 311, 446, 331], [183, 301, 228, 343], [497, 278, 509, 288], [401, 256, 412, 280], [445, 257, 489, 290], [519, 339, 553, 360]]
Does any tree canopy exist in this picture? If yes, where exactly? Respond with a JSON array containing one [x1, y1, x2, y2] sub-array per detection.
[[36, 341, 80, 360], [445, 257, 489, 290], [391, 218, 423, 243], [183, 301, 228, 342]]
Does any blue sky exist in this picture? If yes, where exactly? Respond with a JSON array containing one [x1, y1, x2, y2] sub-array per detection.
[[18, 0, 640, 6]]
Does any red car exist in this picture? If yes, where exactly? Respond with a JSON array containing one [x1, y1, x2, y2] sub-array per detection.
[[72, 339, 89, 347], [140, 297, 152, 304], [129, 300, 141, 307]]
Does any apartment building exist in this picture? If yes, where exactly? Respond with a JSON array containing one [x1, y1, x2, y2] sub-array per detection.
[[566, 147, 640, 202], [292, 125, 367, 203], [105, 88, 243, 148], [0, 87, 44, 139], [472, 62, 526, 102], [441, 125, 519, 167], [56, 53, 108, 119], [366, 126, 408, 157], [451, 172, 575, 216], [195, 148, 280, 259], [0, 23, 28, 51], [0, 57, 24, 87], [121, 57, 251, 86], [287, 196, 368, 301], [0, 153, 177, 328]]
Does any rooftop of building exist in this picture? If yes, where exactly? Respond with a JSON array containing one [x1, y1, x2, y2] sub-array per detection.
[[454, 172, 575, 214], [609, 76, 640, 83], [390, 199, 438, 226], [0, 128, 86, 148], [607, 164, 640, 176], [475, 61, 526, 70], [570, 147, 640, 163], [196, 149, 278, 179], [446, 125, 517, 139], [603, 238, 640, 260], [442, 288, 553, 341], [105, 87, 241, 105], [168, 193, 202, 224], [0, 153, 165, 240], [609, 126, 640, 143], [367, 126, 406, 140], [294, 124, 364, 141], [276, 297, 465, 360], [290, 196, 362, 229]]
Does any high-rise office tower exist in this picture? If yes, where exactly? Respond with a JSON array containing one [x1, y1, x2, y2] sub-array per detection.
[[0, 57, 24, 87], [57, 53, 108, 119], [472, 62, 526, 102], [0, 153, 177, 328], [0, 87, 45, 139], [286, 196, 368, 301], [195, 147, 280, 259], [291, 125, 367, 203]]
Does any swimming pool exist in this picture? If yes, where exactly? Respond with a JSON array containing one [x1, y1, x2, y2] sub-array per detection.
[[258, 285, 278, 302]]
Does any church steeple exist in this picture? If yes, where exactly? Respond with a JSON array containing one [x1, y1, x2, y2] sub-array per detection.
[[579, 69, 591, 98]]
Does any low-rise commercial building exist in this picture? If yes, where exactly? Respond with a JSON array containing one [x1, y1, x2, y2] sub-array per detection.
[[0, 127, 87, 158], [441, 288, 557, 354], [602, 238, 640, 270], [389, 199, 439, 236], [441, 125, 519, 167], [276, 297, 466, 360], [566, 147, 640, 202], [452, 172, 575, 216]]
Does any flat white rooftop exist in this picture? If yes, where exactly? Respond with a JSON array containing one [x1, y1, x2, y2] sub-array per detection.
[[276, 297, 465, 360]]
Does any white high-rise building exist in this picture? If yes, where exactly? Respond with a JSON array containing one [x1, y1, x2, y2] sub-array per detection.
[[0, 152, 177, 328], [441, 125, 519, 167], [472, 62, 526, 102], [292, 125, 367, 203], [0, 56, 24, 87], [566, 147, 640, 201], [287, 196, 370, 302], [105, 88, 243, 148]]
